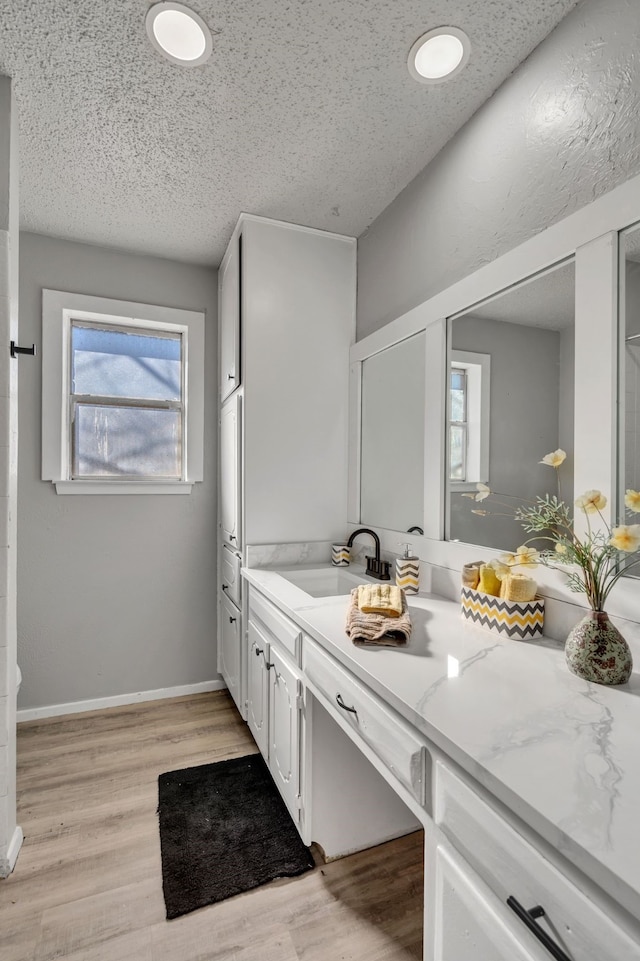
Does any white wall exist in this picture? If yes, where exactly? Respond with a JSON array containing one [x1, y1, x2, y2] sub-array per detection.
[[357, 0, 640, 338], [0, 75, 21, 876], [17, 234, 219, 711]]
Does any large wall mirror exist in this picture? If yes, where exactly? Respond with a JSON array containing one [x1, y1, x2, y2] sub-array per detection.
[[619, 223, 640, 578], [360, 331, 425, 533], [446, 260, 575, 551]]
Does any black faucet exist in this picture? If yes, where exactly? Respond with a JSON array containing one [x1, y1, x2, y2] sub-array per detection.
[[347, 528, 391, 581]]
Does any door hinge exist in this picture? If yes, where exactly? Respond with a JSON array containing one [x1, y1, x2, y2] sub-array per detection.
[[296, 693, 304, 711], [295, 793, 303, 811]]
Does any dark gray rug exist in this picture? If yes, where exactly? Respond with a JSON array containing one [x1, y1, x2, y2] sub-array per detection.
[[157, 753, 315, 919]]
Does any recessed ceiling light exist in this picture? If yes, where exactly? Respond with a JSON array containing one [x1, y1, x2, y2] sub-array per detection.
[[146, 2, 212, 66], [408, 27, 471, 84]]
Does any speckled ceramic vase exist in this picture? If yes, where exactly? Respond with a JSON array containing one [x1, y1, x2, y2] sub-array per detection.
[[565, 611, 633, 685]]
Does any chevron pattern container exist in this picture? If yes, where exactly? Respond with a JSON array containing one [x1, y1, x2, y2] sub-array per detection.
[[461, 586, 544, 640], [396, 557, 420, 594], [331, 544, 350, 567]]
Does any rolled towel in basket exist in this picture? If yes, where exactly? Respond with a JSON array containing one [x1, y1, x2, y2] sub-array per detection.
[[478, 564, 501, 597], [462, 561, 484, 590], [346, 588, 412, 647], [500, 573, 537, 602]]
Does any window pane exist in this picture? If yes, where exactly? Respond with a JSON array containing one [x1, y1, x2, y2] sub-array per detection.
[[72, 325, 181, 401], [450, 369, 466, 423], [74, 405, 181, 477], [450, 425, 465, 481]]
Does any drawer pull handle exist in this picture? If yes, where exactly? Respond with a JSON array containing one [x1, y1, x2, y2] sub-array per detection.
[[229, 534, 236, 542], [335, 693, 358, 716], [506, 897, 571, 961], [255, 647, 263, 656], [229, 616, 236, 624], [222, 583, 229, 591], [227, 372, 235, 380], [265, 661, 274, 671]]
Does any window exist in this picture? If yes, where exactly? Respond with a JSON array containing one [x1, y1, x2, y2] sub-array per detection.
[[449, 366, 467, 482], [42, 291, 205, 493], [449, 350, 490, 489]]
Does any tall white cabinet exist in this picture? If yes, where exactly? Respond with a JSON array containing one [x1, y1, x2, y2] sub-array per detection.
[[217, 214, 356, 718]]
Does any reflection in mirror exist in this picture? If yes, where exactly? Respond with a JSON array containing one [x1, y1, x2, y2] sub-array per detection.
[[619, 224, 640, 578], [360, 331, 425, 533], [446, 261, 575, 551]]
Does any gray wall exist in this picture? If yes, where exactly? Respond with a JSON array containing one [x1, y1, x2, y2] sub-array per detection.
[[357, 0, 640, 338], [17, 233, 218, 710]]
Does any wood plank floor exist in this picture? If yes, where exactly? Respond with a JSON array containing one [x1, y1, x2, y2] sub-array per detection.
[[1, 691, 423, 961]]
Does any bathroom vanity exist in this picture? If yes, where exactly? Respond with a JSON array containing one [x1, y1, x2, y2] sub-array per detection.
[[241, 564, 640, 961], [218, 183, 640, 959]]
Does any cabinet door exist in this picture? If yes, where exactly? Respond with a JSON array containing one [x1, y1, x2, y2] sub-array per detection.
[[246, 622, 269, 759], [219, 235, 240, 401], [219, 592, 242, 714], [220, 392, 241, 548], [431, 841, 548, 961], [268, 645, 302, 824]]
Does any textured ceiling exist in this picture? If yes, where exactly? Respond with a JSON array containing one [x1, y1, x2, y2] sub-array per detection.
[[0, 0, 580, 266]]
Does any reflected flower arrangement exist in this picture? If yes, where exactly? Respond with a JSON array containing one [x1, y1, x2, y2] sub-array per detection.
[[464, 449, 640, 612]]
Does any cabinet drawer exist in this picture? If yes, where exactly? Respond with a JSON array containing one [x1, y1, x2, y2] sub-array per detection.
[[221, 545, 242, 608], [248, 589, 302, 664], [303, 639, 426, 805], [435, 760, 640, 961]]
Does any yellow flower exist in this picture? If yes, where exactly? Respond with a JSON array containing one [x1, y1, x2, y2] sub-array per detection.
[[498, 552, 517, 567], [515, 545, 539, 568], [488, 559, 509, 580], [540, 448, 566, 468], [610, 525, 640, 553], [554, 542, 568, 555], [575, 490, 607, 514], [625, 490, 640, 513], [475, 482, 490, 502]]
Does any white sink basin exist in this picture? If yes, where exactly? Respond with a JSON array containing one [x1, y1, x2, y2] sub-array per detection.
[[277, 567, 370, 597]]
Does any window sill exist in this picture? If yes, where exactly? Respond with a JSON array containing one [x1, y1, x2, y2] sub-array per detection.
[[54, 481, 194, 495], [449, 481, 487, 494]]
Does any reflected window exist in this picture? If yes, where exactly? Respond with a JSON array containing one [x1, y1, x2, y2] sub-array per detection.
[[69, 321, 183, 479], [449, 367, 467, 481], [449, 350, 490, 488]]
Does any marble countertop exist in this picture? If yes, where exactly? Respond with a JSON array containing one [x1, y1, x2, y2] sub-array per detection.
[[242, 564, 640, 924]]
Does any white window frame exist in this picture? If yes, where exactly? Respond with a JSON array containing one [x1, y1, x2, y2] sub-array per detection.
[[448, 349, 490, 492], [42, 290, 205, 494]]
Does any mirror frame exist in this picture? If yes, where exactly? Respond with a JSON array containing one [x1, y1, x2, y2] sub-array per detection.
[[348, 170, 640, 616]]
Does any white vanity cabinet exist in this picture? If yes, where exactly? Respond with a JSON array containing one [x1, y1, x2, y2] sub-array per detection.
[[217, 214, 356, 725], [428, 836, 549, 961], [219, 231, 241, 402], [218, 589, 242, 714], [220, 392, 241, 550], [267, 644, 303, 822], [246, 588, 304, 827], [427, 759, 640, 961]]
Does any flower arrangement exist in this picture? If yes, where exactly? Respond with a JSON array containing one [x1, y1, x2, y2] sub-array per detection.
[[465, 449, 640, 613]]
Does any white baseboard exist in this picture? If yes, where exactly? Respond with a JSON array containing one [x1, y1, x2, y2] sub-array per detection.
[[0, 825, 24, 878], [17, 679, 227, 723]]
